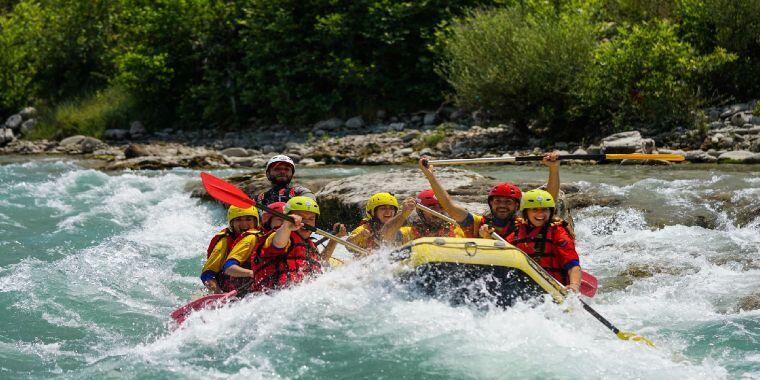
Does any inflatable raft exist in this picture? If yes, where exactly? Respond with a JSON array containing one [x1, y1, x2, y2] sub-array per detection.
[[392, 237, 567, 307]]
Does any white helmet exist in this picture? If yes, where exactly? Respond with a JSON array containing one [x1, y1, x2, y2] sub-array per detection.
[[266, 155, 295, 173]]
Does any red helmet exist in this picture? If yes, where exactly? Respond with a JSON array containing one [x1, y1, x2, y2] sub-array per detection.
[[262, 202, 287, 226], [488, 183, 522, 201], [417, 189, 439, 207]]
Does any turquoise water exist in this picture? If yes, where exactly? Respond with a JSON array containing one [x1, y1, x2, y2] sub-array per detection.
[[0, 157, 758, 379]]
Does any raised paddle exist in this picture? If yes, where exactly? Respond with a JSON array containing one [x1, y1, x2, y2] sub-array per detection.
[[429, 153, 685, 166], [200, 172, 371, 256], [415, 203, 458, 225], [490, 232, 653, 346]]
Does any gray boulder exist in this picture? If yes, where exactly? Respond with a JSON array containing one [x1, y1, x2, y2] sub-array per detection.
[[221, 147, 249, 157], [19, 107, 37, 119], [684, 150, 717, 163], [103, 129, 129, 140], [59, 135, 87, 147], [129, 121, 146, 138], [4, 114, 22, 131], [345, 116, 365, 129], [0, 128, 15, 145], [389, 122, 406, 131], [423, 112, 438, 126], [731, 112, 752, 127], [717, 150, 760, 164], [80, 137, 103, 154], [19, 119, 37, 136], [315, 117, 344, 131], [600, 131, 655, 154]]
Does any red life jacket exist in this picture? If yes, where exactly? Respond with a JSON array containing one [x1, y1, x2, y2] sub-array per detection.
[[256, 186, 298, 205], [483, 214, 516, 240], [249, 231, 322, 292], [206, 228, 235, 258], [507, 218, 575, 285]]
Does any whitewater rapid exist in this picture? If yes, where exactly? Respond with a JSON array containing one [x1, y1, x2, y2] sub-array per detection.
[[0, 157, 757, 379]]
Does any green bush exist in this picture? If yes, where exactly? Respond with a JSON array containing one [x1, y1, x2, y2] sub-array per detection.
[[676, 0, 760, 101], [29, 87, 135, 140], [573, 20, 734, 135], [436, 4, 597, 138]]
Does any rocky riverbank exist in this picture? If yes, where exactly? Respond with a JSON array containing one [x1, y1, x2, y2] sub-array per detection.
[[2, 101, 760, 168]]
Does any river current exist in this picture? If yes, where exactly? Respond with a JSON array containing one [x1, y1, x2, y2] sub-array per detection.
[[0, 156, 758, 379]]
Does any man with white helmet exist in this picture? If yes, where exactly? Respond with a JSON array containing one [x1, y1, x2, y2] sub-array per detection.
[[256, 155, 315, 205]]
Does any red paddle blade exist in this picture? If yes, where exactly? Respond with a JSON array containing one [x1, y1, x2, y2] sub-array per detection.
[[200, 172, 254, 208], [170, 290, 238, 324], [580, 270, 598, 298]]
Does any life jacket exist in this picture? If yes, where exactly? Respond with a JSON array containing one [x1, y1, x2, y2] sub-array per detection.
[[508, 218, 573, 285], [256, 185, 299, 205], [356, 219, 384, 250], [206, 228, 235, 259], [219, 229, 262, 293], [475, 214, 516, 239], [408, 220, 459, 239], [249, 231, 322, 293]]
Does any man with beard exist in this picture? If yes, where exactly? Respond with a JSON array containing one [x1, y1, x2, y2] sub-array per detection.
[[256, 155, 315, 205], [418, 153, 560, 240]]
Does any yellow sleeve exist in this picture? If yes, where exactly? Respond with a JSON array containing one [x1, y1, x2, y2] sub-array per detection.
[[349, 225, 369, 249], [262, 231, 291, 253], [225, 233, 259, 264], [452, 225, 466, 238], [201, 237, 229, 274]]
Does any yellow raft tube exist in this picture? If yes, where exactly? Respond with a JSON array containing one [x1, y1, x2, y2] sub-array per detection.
[[390, 237, 566, 307]]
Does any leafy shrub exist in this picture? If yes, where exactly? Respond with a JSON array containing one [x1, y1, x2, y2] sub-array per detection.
[[29, 86, 135, 140], [573, 20, 734, 135], [676, 0, 760, 101], [436, 4, 597, 137]]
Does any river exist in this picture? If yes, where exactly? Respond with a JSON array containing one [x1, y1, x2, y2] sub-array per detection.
[[0, 156, 758, 379]]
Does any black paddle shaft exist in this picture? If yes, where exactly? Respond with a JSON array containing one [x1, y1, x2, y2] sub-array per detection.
[[515, 154, 607, 162], [581, 300, 620, 334], [254, 202, 319, 233]]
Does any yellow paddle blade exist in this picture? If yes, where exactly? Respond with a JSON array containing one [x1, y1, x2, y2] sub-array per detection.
[[616, 331, 656, 347], [605, 153, 685, 162]]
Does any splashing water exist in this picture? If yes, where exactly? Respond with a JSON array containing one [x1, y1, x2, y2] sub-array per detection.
[[0, 158, 757, 378]]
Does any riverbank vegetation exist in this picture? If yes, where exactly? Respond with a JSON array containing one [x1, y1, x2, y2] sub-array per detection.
[[0, 0, 757, 140]]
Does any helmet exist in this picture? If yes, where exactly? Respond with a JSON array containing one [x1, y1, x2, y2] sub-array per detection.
[[262, 201, 287, 226], [488, 183, 522, 201], [227, 205, 259, 223], [365, 192, 399, 218], [284, 196, 320, 215], [265, 155, 295, 173], [520, 189, 555, 211], [417, 189, 439, 207]]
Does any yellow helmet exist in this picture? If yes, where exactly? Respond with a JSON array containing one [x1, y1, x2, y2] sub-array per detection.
[[365, 192, 399, 218], [227, 205, 259, 223], [520, 189, 556, 211], [284, 196, 320, 215]]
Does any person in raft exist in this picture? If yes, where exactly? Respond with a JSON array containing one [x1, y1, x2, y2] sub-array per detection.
[[200, 205, 260, 294], [381, 189, 465, 244], [256, 155, 315, 205], [347, 192, 415, 254], [260, 202, 287, 234], [418, 153, 560, 240], [508, 189, 582, 292], [250, 196, 345, 292]]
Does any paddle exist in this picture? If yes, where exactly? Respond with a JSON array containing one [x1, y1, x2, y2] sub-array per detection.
[[429, 153, 685, 166], [200, 172, 371, 256], [490, 232, 653, 347], [415, 203, 457, 225]]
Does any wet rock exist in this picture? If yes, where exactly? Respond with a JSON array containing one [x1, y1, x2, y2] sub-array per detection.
[[103, 129, 129, 141], [737, 293, 760, 311], [80, 137, 103, 154], [4, 114, 23, 130], [717, 150, 760, 164], [129, 121, 146, 138], [684, 150, 718, 163], [600, 131, 655, 154], [107, 152, 228, 170], [59, 135, 87, 147], [221, 147, 249, 157], [125, 144, 161, 158]]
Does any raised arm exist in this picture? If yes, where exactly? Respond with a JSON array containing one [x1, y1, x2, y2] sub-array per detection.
[[418, 158, 469, 223], [321, 223, 346, 261], [543, 152, 560, 201], [380, 197, 415, 242]]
